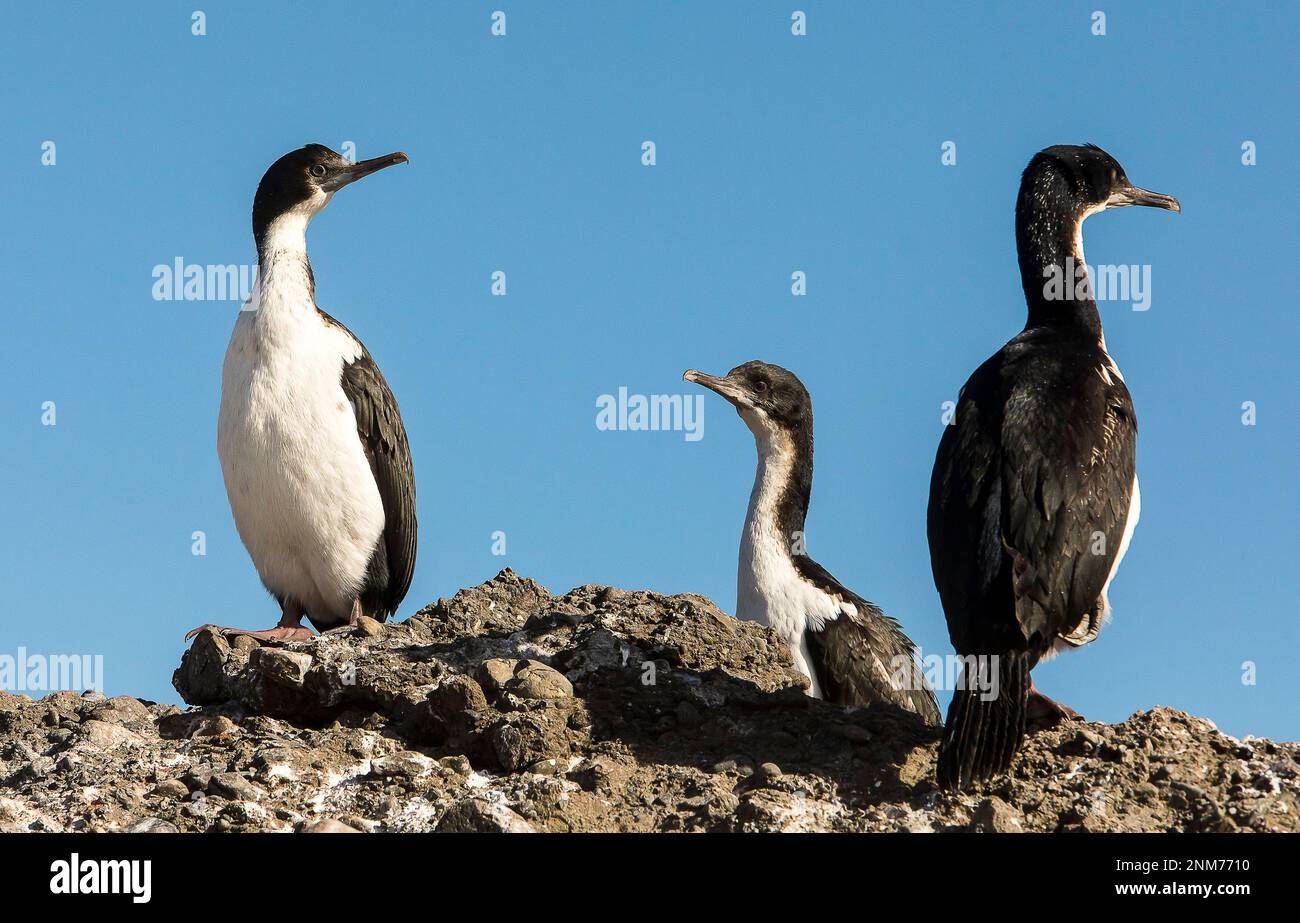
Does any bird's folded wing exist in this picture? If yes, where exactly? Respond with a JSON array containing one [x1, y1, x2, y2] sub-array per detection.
[[999, 380, 1136, 645], [340, 348, 417, 617], [796, 557, 942, 725]]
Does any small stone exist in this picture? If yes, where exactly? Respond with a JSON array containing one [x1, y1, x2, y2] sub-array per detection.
[[249, 649, 314, 687], [150, 779, 190, 799], [971, 796, 1023, 833], [181, 768, 214, 791], [1080, 813, 1109, 832], [419, 675, 489, 742], [353, 616, 384, 638], [1061, 727, 1104, 755], [208, 772, 267, 802], [488, 710, 573, 774], [128, 818, 179, 833], [436, 798, 535, 833], [96, 696, 151, 723], [190, 715, 239, 739], [440, 754, 473, 776], [78, 720, 145, 750], [370, 751, 432, 779], [506, 661, 573, 701], [339, 814, 372, 832], [476, 659, 517, 695], [1134, 783, 1160, 804], [16, 761, 51, 785], [754, 763, 783, 786], [713, 754, 755, 777], [229, 635, 260, 654], [493, 724, 528, 772], [302, 818, 362, 833], [1098, 742, 1126, 762]]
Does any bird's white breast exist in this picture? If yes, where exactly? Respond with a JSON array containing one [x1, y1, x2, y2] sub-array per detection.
[[735, 421, 849, 698], [217, 252, 385, 625]]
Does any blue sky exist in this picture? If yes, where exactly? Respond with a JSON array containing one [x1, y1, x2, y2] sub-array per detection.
[[2, 2, 1295, 740]]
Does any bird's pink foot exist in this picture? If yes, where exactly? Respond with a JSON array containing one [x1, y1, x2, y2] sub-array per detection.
[[1026, 683, 1083, 729], [183, 624, 313, 643]]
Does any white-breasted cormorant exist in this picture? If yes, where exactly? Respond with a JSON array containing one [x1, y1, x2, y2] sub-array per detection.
[[188, 144, 416, 643]]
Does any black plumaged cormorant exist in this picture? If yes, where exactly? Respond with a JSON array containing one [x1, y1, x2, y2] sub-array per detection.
[[928, 144, 1179, 789]]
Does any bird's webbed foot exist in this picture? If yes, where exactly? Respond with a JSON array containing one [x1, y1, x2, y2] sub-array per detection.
[[1026, 682, 1084, 730]]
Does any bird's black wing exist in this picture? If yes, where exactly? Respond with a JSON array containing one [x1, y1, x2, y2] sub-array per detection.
[[999, 351, 1137, 651], [795, 556, 942, 725], [323, 311, 417, 620], [927, 354, 1012, 655], [928, 332, 1137, 659]]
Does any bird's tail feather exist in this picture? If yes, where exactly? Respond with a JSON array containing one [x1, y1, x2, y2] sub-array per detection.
[[936, 650, 1030, 790]]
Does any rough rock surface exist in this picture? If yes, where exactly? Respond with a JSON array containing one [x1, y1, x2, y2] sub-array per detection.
[[0, 570, 1294, 832]]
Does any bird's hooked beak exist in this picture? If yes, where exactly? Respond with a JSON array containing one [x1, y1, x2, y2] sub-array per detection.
[[1106, 183, 1181, 213], [683, 369, 751, 408], [321, 151, 409, 193]]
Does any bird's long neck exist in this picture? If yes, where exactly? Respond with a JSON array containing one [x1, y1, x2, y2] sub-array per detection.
[[250, 211, 317, 327], [1015, 177, 1102, 338], [742, 419, 814, 559]]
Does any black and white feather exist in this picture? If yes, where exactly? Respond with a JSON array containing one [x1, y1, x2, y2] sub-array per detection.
[[217, 144, 416, 632], [327, 312, 417, 620], [686, 361, 940, 725]]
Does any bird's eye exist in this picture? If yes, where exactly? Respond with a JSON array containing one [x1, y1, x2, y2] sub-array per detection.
[[311, 165, 327, 178], [753, 379, 769, 394]]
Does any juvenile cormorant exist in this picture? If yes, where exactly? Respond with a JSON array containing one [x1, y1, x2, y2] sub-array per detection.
[[687, 361, 940, 724]]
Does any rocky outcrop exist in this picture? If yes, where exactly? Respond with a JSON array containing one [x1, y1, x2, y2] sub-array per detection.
[[0, 570, 1294, 832]]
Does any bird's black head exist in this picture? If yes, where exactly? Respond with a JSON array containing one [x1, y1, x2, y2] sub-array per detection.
[[1019, 143, 1180, 227], [684, 360, 812, 436], [252, 143, 408, 253], [1015, 144, 1179, 329]]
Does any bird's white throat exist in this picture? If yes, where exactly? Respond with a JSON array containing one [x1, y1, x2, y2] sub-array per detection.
[[734, 416, 842, 698]]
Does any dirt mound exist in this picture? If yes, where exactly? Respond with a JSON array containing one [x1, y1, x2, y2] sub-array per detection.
[[0, 570, 1294, 832]]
